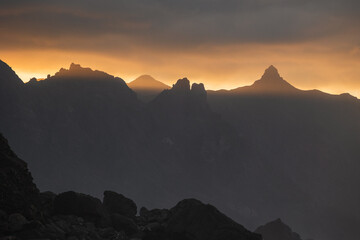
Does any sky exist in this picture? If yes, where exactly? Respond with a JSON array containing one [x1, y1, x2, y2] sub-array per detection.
[[1, 0, 360, 96]]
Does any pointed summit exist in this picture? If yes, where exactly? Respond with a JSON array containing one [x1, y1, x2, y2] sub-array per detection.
[[262, 65, 281, 79], [228, 65, 299, 95], [250, 65, 298, 94]]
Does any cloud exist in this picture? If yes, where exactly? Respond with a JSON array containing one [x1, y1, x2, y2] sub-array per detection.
[[0, 0, 359, 52], [1, 0, 359, 97]]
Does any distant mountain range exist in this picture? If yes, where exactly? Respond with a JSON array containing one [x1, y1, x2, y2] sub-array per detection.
[[1, 59, 359, 240]]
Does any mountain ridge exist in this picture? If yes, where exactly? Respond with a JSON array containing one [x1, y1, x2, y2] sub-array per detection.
[[0, 60, 359, 240]]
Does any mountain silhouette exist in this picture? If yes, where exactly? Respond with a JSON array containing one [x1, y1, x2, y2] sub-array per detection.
[[129, 75, 170, 101], [248, 65, 298, 93], [216, 65, 298, 95], [149, 78, 240, 163], [129, 75, 170, 90], [0, 60, 359, 240], [208, 66, 360, 240]]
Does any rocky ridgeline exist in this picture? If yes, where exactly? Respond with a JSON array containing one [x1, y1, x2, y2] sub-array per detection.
[[0, 132, 261, 240]]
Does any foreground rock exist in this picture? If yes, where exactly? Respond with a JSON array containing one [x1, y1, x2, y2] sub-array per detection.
[[165, 199, 261, 240], [0, 132, 261, 240], [53, 191, 108, 225], [0, 133, 39, 218], [255, 218, 303, 240], [103, 190, 137, 218]]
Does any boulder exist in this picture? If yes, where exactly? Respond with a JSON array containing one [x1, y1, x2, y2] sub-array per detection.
[[110, 213, 138, 235], [38, 191, 57, 217], [140, 207, 170, 223], [165, 199, 261, 240], [0, 209, 8, 233], [255, 218, 303, 240], [53, 191, 106, 224], [8, 213, 28, 231], [103, 191, 137, 218]]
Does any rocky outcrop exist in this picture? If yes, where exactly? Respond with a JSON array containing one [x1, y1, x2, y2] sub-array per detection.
[[103, 190, 137, 218], [255, 218, 303, 240], [53, 191, 107, 225], [0, 132, 260, 240], [151, 78, 209, 114], [165, 199, 261, 240], [149, 77, 239, 163], [0, 133, 39, 218]]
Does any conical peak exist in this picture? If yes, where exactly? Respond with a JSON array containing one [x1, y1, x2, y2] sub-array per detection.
[[262, 65, 281, 79], [173, 78, 190, 91], [134, 75, 155, 82], [137, 74, 153, 79], [247, 65, 298, 94]]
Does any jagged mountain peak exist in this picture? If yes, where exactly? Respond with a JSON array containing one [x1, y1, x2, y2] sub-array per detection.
[[191, 82, 205, 92], [151, 77, 210, 115], [262, 65, 281, 78], [69, 62, 83, 71], [55, 63, 101, 77], [50, 63, 128, 87], [191, 83, 207, 99], [173, 78, 191, 91], [250, 65, 298, 93]]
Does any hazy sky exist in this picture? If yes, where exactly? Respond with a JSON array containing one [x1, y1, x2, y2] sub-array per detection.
[[1, 0, 359, 95]]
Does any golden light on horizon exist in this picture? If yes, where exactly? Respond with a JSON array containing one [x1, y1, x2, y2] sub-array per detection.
[[2, 40, 360, 98], [1, 1, 359, 97]]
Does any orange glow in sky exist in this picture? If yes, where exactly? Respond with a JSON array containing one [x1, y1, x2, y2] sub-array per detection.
[[1, 1, 359, 97], [2, 42, 360, 98]]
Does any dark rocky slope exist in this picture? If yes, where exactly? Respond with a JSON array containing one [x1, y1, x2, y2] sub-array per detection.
[[255, 218, 303, 240], [0, 133, 39, 218], [0, 133, 261, 240]]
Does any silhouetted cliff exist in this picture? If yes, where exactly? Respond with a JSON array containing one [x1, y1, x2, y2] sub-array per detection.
[[0, 132, 261, 240]]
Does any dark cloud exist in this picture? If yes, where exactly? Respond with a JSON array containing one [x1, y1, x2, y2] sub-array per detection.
[[0, 0, 359, 52]]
